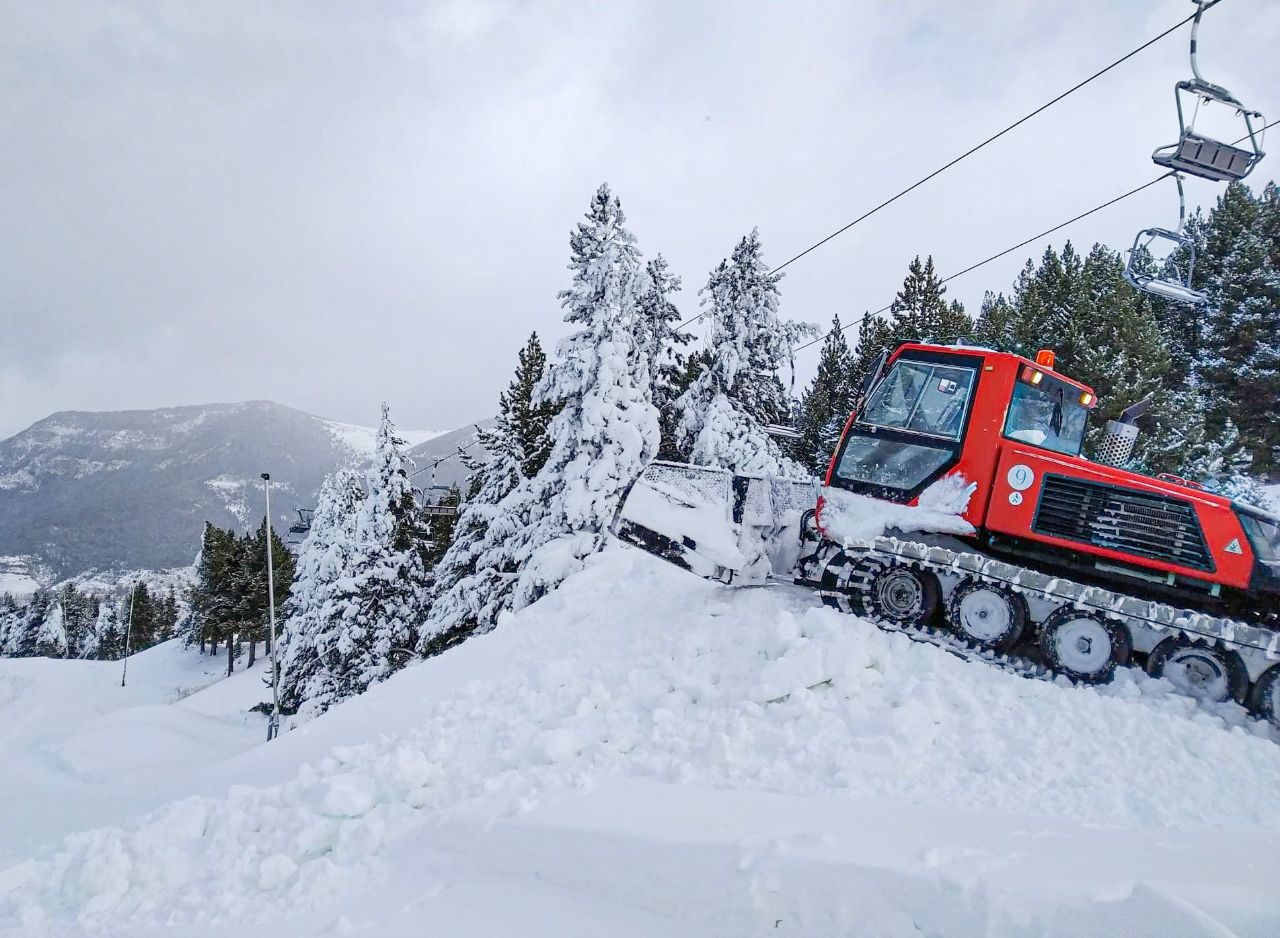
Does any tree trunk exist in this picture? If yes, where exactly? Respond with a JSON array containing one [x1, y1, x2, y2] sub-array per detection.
[[247, 638, 256, 667], [226, 631, 235, 676]]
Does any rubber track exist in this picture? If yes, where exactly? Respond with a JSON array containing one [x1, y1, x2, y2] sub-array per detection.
[[807, 550, 1051, 684], [812, 536, 1280, 660]]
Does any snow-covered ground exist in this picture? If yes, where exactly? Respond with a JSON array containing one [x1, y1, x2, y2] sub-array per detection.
[[0, 573, 39, 600], [0, 642, 267, 867], [0, 557, 42, 600], [3, 547, 1280, 935]]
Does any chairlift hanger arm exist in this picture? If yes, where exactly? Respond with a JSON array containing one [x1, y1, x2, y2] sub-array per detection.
[[1189, 0, 1229, 90]]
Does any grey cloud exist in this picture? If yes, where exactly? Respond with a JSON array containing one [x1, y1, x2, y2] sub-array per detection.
[[1, 0, 1276, 437]]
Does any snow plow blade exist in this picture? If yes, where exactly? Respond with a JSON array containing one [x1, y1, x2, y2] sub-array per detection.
[[610, 461, 820, 586]]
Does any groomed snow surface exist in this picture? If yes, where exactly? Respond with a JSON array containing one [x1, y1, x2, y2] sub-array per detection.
[[4, 547, 1280, 936]]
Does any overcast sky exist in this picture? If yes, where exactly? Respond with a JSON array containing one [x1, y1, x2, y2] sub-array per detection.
[[1, 0, 1277, 439]]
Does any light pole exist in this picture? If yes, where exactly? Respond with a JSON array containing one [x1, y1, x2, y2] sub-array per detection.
[[120, 579, 137, 687], [261, 473, 282, 741]]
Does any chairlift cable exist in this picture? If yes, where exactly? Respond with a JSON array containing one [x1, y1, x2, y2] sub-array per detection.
[[791, 173, 1175, 355], [768, 0, 1225, 275], [675, 1, 1227, 336], [789, 113, 1274, 356], [408, 426, 485, 478]]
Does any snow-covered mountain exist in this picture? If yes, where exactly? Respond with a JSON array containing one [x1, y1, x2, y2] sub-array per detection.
[[0, 402, 483, 582]]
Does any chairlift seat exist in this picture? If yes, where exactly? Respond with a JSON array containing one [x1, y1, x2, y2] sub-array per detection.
[[421, 504, 459, 517], [1153, 131, 1258, 182], [1123, 226, 1207, 306], [1152, 80, 1265, 182], [1125, 271, 1208, 306]]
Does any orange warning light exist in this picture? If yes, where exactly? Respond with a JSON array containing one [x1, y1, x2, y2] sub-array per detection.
[[1035, 349, 1056, 369]]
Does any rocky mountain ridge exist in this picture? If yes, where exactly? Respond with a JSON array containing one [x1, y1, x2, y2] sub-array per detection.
[[0, 401, 483, 581]]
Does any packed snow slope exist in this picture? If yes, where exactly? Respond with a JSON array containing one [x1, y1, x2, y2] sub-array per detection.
[[0, 641, 267, 866], [4, 547, 1280, 936]]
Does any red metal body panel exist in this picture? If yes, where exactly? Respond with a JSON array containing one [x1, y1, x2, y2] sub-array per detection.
[[829, 343, 1258, 590], [984, 445, 1256, 589]]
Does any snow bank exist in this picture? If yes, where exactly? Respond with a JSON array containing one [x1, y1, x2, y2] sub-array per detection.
[[5, 547, 1280, 932]]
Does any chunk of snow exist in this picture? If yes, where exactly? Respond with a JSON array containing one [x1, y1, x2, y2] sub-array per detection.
[[820, 476, 976, 546]]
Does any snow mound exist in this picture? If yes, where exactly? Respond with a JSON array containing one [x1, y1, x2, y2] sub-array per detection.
[[4, 548, 1280, 932]]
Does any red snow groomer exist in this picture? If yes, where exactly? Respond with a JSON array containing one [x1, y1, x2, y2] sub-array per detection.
[[612, 342, 1280, 723]]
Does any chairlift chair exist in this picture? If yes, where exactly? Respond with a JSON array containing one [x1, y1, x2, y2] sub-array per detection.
[[1123, 174, 1207, 306], [1151, 1, 1265, 182], [1124, 227, 1206, 305], [416, 484, 459, 518], [1152, 80, 1266, 182], [288, 507, 314, 535]]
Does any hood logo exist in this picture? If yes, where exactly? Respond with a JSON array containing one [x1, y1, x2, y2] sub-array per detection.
[[1225, 538, 1243, 555]]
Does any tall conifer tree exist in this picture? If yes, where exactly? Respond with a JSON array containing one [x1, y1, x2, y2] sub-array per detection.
[[677, 228, 814, 475]]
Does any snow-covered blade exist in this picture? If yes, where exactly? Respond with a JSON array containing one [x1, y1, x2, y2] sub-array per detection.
[[610, 461, 818, 585]]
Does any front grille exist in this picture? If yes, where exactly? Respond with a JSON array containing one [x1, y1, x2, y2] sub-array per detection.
[[1032, 474, 1212, 571]]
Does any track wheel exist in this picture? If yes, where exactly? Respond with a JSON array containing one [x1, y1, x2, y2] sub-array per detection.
[[946, 579, 1027, 652], [1248, 666, 1280, 726], [817, 550, 861, 614], [1147, 636, 1248, 704], [858, 562, 940, 629], [1039, 608, 1131, 684]]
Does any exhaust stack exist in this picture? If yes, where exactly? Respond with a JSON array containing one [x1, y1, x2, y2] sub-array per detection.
[[1096, 394, 1154, 467]]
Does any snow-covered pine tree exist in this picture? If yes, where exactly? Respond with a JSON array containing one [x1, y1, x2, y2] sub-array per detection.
[[420, 183, 660, 647], [636, 254, 691, 460], [507, 183, 661, 608], [127, 582, 159, 652], [277, 467, 366, 719], [677, 228, 814, 476], [326, 404, 427, 697], [0, 594, 18, 656], [59, 584, 94, 658], [1068, 244, 1170, 458], [417, 336, 554, 654], [238, 517, 295, 666], [508, 332, 558, 479], [971, 291, 1018, 351], [1196, 183, 1280, 473], [889, 255, 972, 346], [791, 314, 855, 476], [34, 600, 67, 658], [191, 523, 242, 656], [83, 599, 122, 660]]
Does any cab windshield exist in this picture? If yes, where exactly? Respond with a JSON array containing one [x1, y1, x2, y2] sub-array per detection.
[[860, 359, 976, 440], [1004, 372, 1089, 456]]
